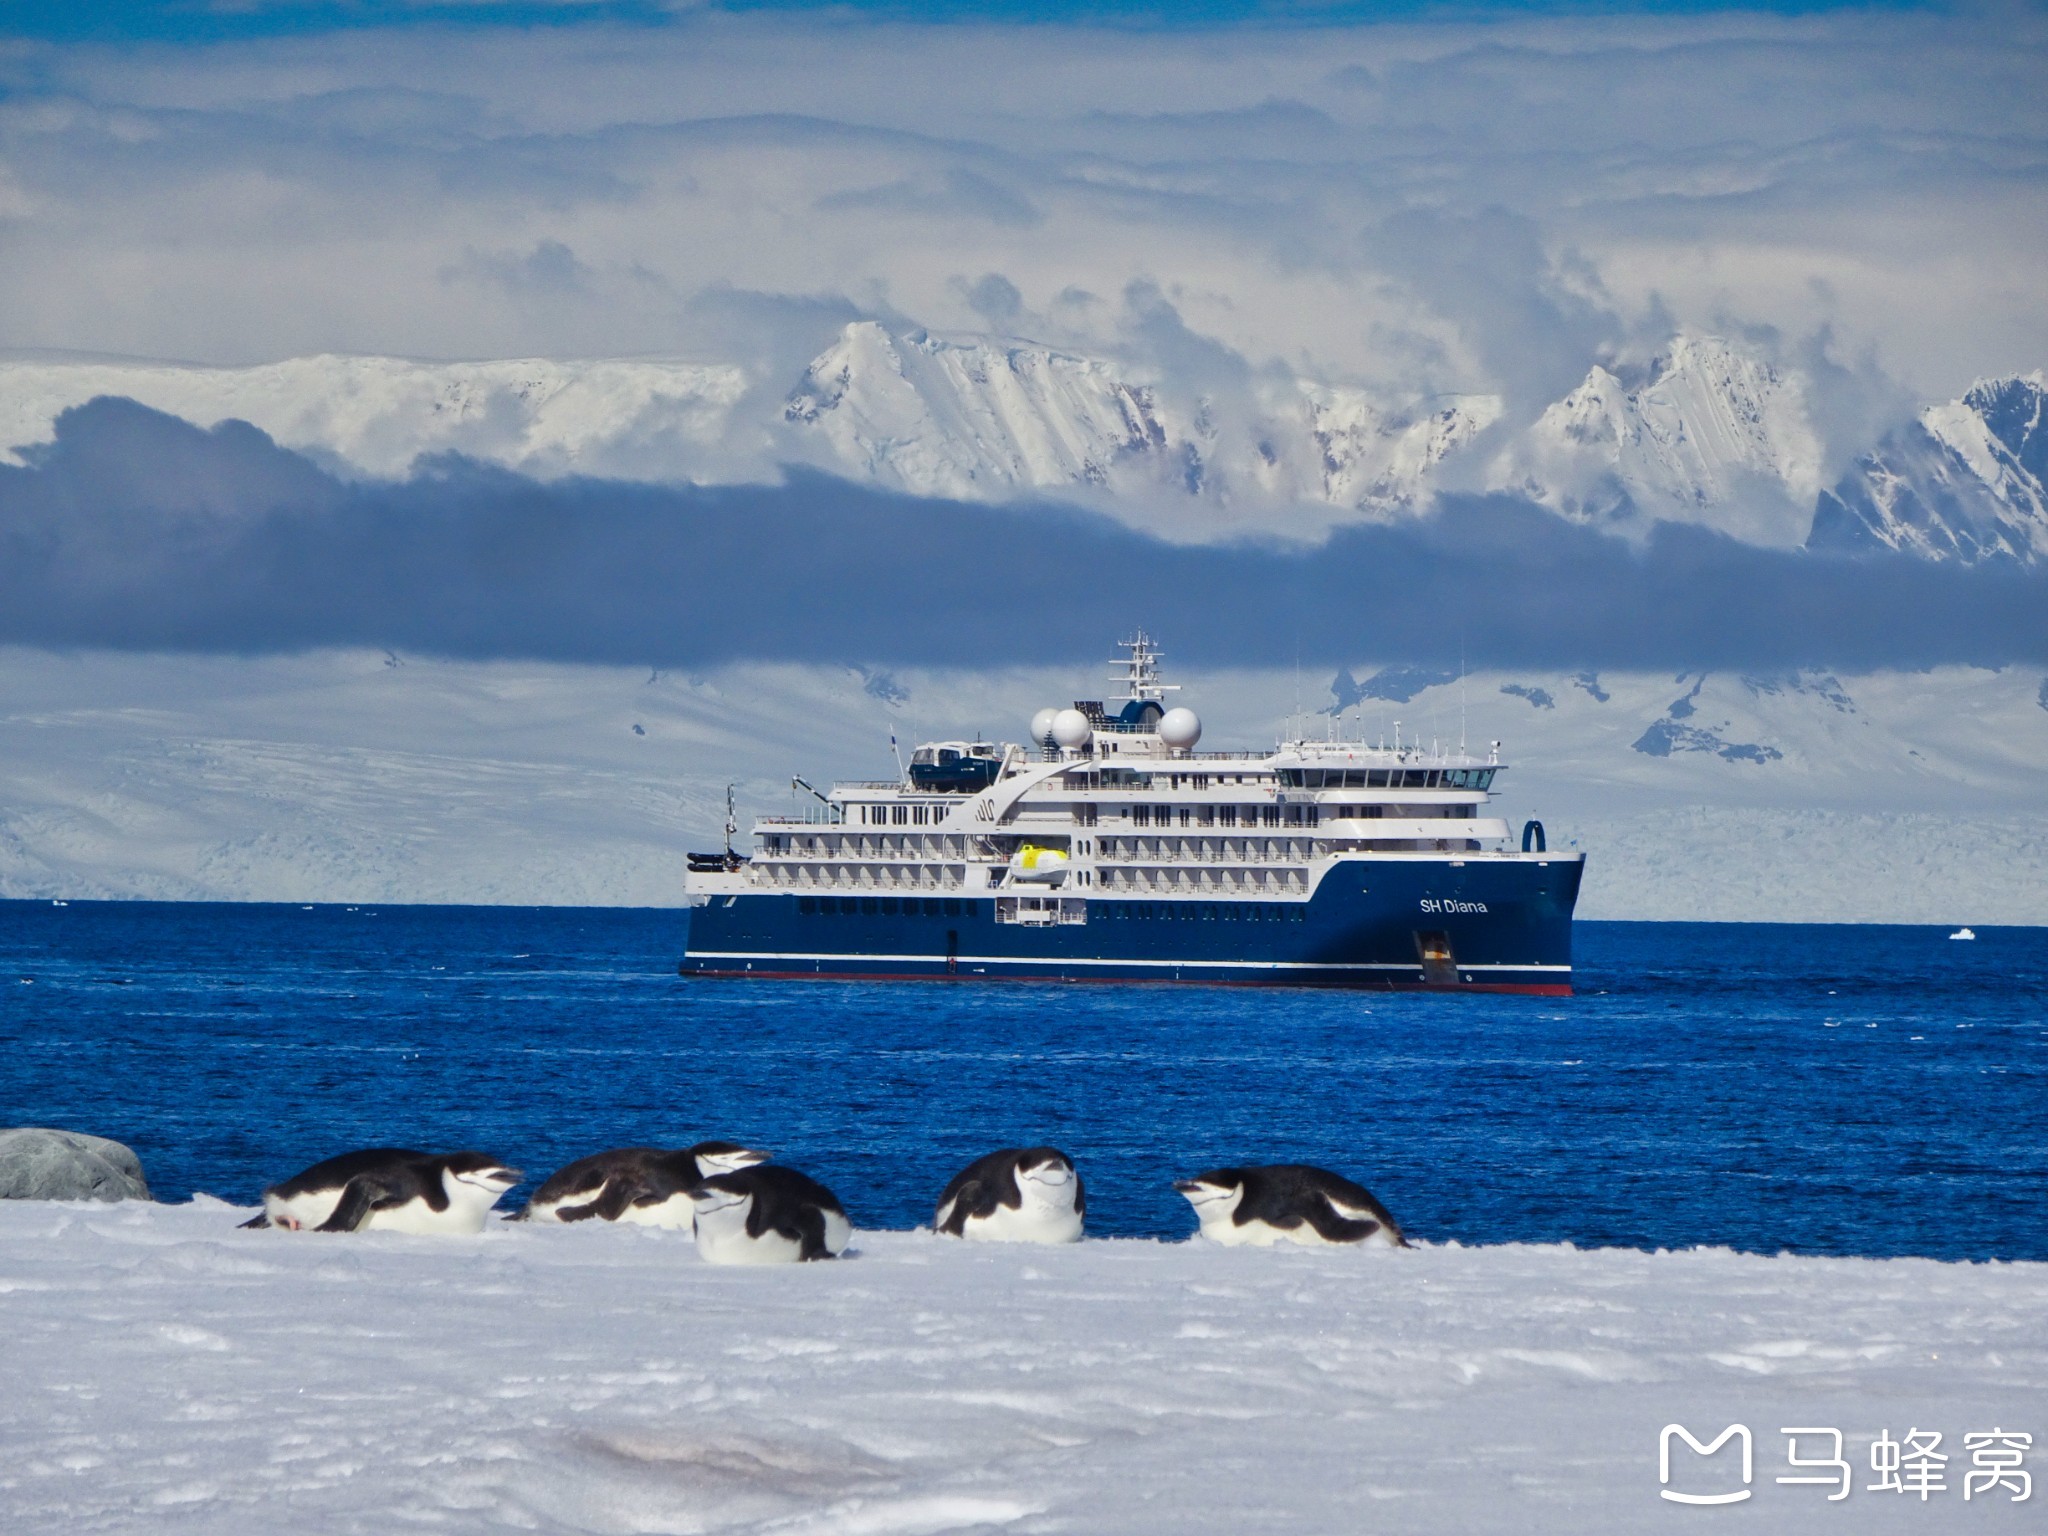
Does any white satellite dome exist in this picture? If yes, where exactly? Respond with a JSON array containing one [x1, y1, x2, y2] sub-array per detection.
[[1029, 707, 1059, 744], [1050, 707, 1094, 749], [1157, 707, 1202, 750]]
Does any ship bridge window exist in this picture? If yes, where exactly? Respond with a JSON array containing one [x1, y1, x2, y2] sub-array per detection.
[[1441, 768, 1498, 790]]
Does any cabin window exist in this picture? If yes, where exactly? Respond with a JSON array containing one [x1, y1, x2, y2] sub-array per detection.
[[1133, 805, 1151, 827], [1179, 807, 1192, 827], [1197, 806, 1214, 826], [944, 898, 961, 916], [798, 897, 815, 914]]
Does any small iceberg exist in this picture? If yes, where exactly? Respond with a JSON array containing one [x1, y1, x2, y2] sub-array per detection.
[[1949, 927, 1976, 941]]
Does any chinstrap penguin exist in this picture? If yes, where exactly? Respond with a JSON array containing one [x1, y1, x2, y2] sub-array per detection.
[[241, 1148, 523, 1234], [688, 1165, 851, 1264], [1174, 1164, 1408, 1248], [933, 1146, 1085, 1244], [515, 1140, 769, 1226]]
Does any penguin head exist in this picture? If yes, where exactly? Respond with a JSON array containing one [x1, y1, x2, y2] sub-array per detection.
[[441, 1154, 522, 1210], [688, 1179, 753, 1222], [689, 1141, 772, 1179], [1014, 1148, 1077, 1199], [1173, 1170, 1245, 1230]]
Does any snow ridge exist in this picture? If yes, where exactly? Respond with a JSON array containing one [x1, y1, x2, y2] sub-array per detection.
[[1493, 335, 1825, 547], [1811, 373, 2048, 564], [4, 337, 2046, 563], [0, 353, 751, 483], [781, 321, 1499, 513]]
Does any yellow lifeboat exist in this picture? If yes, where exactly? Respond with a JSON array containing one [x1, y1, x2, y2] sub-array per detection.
[[1009, 845, 1070, 884]]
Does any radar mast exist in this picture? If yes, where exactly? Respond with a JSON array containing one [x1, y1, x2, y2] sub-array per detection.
[[1112, 630, 1182, 704]]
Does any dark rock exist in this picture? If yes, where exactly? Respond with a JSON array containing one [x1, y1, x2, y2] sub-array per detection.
[[0, 1127, 152, 1202]]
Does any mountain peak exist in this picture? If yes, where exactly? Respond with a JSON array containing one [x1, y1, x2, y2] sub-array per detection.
[[1493, 333, 1823, 546], [1812, 374, 2048, 564]]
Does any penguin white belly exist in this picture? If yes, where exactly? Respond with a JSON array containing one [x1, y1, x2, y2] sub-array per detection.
[[521, 1196, 573, 1224], [264, 1187, 345, 1232], [1196, 1212, 1287, 1247], [962, 1199, 1082, 1245], [614, 1191, 696, 1229], [360, 1196, 491, 1235], [818, 1206, 853, 1257], [693, 1201, 805, 1265]]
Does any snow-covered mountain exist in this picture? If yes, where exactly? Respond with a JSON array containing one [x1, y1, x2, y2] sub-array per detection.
[[782, 322, 1177, 498], [781, 321, 1498, 514], [1491, 335, 1825, 547], [0, 354, 752, 482], [0, 327, 1500, 521], [1810, 373, 2048, 564], [4, 335, 2046, 563]]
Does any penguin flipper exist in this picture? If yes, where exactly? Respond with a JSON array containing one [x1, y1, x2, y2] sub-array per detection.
[[1302, 1201, 1380, 1245], [239, 1212, 271, 1229], [935, 1179, 988, 1236], [316, 1176, 385, 1233], [795, 1204, 835, 1262], [583, 1177, 649, 1223]]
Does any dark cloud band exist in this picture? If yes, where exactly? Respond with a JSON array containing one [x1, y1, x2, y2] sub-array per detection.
[[4, 398, 2042, 671]]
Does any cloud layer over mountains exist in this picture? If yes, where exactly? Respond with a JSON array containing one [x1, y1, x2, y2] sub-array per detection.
[[5, 397, 2044, 672], [2, 6, 2043, 670], [3, 6, 2043, 425]]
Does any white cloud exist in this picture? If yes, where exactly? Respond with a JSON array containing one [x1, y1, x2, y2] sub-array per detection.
[[0, 7, 2039, 451]]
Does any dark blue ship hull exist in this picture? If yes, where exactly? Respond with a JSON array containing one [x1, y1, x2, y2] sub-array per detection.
[[679, 857, 1583, 994]]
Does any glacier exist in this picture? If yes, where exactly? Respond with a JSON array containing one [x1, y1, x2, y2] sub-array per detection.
[[2, 648, 2044, 924], [2, 1199, 2041, 1535]]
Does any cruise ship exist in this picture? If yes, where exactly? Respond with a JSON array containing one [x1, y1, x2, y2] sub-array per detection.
[[680, 636, 1584, 993]]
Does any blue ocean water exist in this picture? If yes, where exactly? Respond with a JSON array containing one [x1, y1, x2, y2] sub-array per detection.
[[1, 900, 2042, 1260]]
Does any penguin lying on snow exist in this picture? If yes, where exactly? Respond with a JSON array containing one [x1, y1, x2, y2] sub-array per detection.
[[934, 1147, 1084, 1244], [241, 1149, 522, 1234], [1174, 1164, 1407, 1248], [689, 1165, 850, 1264], [515, 1141, 769, 1227]]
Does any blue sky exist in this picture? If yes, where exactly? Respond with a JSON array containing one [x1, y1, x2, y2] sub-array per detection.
[[0, 0, 1926, 45]]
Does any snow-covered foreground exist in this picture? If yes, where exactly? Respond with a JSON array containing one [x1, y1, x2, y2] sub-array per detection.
[[2, 1202, 2041, 1534]]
